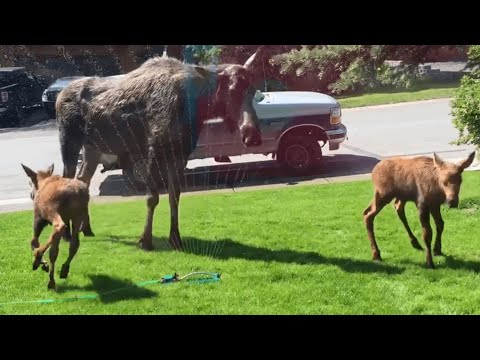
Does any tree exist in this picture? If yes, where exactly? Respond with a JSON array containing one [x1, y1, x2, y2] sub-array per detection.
[[464, 45, 480, 77], [451, 45, 480, 153], [270, 45, 464, 95], [184, 45, 222, 65]]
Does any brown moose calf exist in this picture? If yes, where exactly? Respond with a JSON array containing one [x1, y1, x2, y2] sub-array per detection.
[[363, 152, 475, 269], [21, 163, 91, 290]]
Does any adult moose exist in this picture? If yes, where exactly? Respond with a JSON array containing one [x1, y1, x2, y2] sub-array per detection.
[[363, 151, 476, 269], [56, 48, 264, 251]]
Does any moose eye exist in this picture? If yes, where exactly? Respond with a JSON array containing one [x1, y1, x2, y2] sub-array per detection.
[[235, 77, 249, 89]]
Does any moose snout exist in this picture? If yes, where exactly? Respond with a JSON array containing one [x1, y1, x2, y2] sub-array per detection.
[[447, 199, 459, 208], [240, 124, 262, 147], [243, 134, 262, 147]]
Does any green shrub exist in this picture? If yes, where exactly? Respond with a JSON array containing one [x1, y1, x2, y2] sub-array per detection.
[[451, 46, 480, 152], [451, 76, 480, 148]]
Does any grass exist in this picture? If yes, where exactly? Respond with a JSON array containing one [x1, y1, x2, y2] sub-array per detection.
[[338, 80, 460, 109], [1, 172, 480, 314]]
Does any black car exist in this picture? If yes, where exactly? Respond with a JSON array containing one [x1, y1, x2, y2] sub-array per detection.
[[42, 76, 84, 119], [0, 67, 47, 128]]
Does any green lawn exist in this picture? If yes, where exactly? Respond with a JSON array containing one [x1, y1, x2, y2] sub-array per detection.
[[338, 80, 460, 109], [1, 172, 480, 314]]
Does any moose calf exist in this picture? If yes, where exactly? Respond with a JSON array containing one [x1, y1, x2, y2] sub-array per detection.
[[22, 163, 91, 290], [363, 151, 476, 269]]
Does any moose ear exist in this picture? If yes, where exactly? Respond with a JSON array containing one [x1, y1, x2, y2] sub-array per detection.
[[46, 163, 54, 176], [194, 66, 210, 78], [21, 163, 37, 180], [215, 70, 229, 100], [458, 151, 476, 171], [433, 153, 444, 168], [243, 46, 264, 70]]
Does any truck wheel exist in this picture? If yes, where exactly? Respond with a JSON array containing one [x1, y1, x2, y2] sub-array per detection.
[[122, 159, 148, 192], [277, 135, 323, 174], [6, 107, 24, 128]]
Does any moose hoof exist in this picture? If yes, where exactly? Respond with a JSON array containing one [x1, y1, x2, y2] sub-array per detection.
[[411, 239, 424, 251], [372, 251, 382, 262], [138, 238, 154, 251], [32, 258, 43, 271], [60, 264, 70, 279], [41, 263, 49, 273], [434, 249, 444, 257], [82, 229, 95, 237], [47, 280, 56, 291]]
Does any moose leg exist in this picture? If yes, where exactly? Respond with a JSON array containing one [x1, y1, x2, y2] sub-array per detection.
[[47, 233, 62, 291], [138, 148, 164, 251], [76, 144, 101, 185], [31, 215, 48, 250], [33, 216, 65, 272], [364, 192, 390, 261], [139, 142, 173, 251], [59, 126, 83, 179], [138, 191, 159, 251], [60, 217, 81, 279], [75, 144, 100, 237], [394, 199, 423, 250], [59, 120, 84, 246], [418, 205, 434, 269], [430, 205, 445, 257], [167, 164, 183, 251]]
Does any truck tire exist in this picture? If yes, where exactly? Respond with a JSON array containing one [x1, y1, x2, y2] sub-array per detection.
[[277, 135, 323, 174], [6, 106, 23, 128], [122, 159, 148, 192]]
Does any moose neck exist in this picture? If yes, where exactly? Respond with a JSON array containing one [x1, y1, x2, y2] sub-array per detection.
[[194, 66, 227, 124], [422, 165, 447, 204]]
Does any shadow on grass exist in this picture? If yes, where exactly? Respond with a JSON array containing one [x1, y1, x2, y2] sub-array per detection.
[[103, 235, 404, 275], [442, 255, 480, 272], [56, 274, 158, 303], [458, 197, 480, 210], [399, 254, 480, 273]]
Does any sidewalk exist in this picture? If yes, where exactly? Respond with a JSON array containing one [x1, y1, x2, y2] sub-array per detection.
[[3, 164, 479, 214]]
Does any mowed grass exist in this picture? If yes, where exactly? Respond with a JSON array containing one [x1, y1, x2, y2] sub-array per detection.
[[338, 80, 460, 109], [1, 172, 480, 315]]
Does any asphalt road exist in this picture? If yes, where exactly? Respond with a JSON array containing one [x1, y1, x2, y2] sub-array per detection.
[[0, 98, 476, 213]]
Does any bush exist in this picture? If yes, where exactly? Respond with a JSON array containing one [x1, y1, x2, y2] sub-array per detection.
[[376, 63, 418, 89], [465, 45, 480, 75], [451, 46, 480, 152], [271, 45, 427, 95], [184, 45, 222, 65], [451, 76, 480, 148], [329, 60, 419, 95]]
